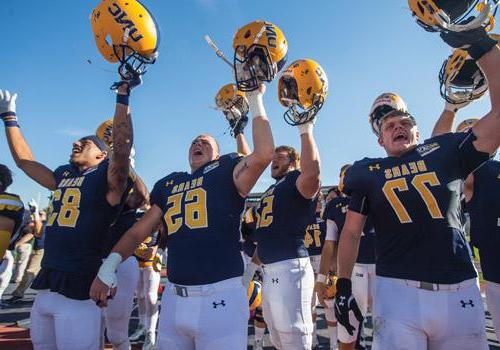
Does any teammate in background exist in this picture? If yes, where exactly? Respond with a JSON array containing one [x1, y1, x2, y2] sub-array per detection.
[[432, 60, 500, 340], [91, 80, 274, 350], [305, 193, 327, 348], [9, 208, 46, 302], [11, 219, 35, 283], [0, 70, 137, 348], [335, 24, 500, 349], [324, 186, 342, 205], [0, 164, 24, 304], [241, 206, 267, 350], [317, 165, 376, 350], [95, 118, 150, 350], [246, 59, 327, 349], [133, 227, 162, 350]]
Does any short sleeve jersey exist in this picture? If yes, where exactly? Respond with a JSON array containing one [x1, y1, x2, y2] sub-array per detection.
[[150, 153, 245, 285], [304, 213, 326, 257], [344, 131, 490, 284], [254, 170, 317, 264]]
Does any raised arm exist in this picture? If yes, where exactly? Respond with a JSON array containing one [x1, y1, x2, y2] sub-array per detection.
[[90, 204, 163, 306], [233, 85, 274, 197], [0, 90, 57, 190], [471, 44, 500, 154], [296, 124, 321, 199], [236, 133, 251, 156], [106, 83, 135, 206]]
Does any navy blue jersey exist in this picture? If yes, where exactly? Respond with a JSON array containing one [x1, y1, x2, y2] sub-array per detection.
[[467, 159, 500, 284], [305, 213, 326, 256], [32, 159, 126, 300], [150, 153, 245, 285], [254, 170, 317, 264], [345, 131, 490, 284], [326, 197, 376, 264], [241, 206, 257, 257], [104, 209, 143, 256], [0, 192, 25, 235]]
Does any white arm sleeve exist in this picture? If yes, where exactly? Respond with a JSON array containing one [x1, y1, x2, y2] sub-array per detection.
[[326, 219, 339, 242]]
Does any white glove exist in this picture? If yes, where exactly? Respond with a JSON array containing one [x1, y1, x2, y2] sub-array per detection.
[[242, 261, 259, 289], [445, 100, 470, 113], [97, 252, 122, 288], [0, 89, 17, 115]]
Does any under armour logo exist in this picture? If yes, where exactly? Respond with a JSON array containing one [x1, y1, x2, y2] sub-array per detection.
[[339, 296, 346, 307], [165, 180, 174, 187], [272, 278, 279, 284], [212, 300, 226, 308], [369, 164, 380, 171], [460, 299, 474, 308], [63, 171, 70, 177]]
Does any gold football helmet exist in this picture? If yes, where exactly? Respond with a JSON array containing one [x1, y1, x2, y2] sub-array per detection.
[[96, 118, 114, 148], [325, 274, 338, 299], [215, 84, 249, 123], [439, 49, 488, 105], [91, 0, 160, 79], [278, 59, 328, 126], [408, 0, 497, 32], [232, 20, 288, 91], [456, 118, 479, 132], [369, 93, 415, 136], [338, 164, 352, 194], [247, 280, 262, 311]]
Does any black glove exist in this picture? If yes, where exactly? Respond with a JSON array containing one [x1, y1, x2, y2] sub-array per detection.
[[111, 63, 143, 94], [229, 114, 248, 137], [440, 25, 497, 60], [333, 278, 363, 336]]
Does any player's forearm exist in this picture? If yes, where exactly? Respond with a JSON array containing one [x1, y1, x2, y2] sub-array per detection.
[[337, 228, 361, 279], [319, 240, 334, 275], [477, 45, 500, 112], [111, 102, 133, 166], [236, 133, 251, 156], [298, 132, 321, 194], [251, 117, 274, 165], [5, 126, 35, 168], [432, 110, 456, 137]]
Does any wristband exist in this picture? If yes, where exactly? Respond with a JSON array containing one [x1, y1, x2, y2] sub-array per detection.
[[247, 93, 267, 119], [116, 93, 129, 106], [1, 112, 19, 127], [316, 273, 327, 284], [298, 122, 313, 135]]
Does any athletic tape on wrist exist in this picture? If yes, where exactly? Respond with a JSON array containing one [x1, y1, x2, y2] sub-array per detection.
[[248, 94, 267, 119], [316, 273, 327, 283]]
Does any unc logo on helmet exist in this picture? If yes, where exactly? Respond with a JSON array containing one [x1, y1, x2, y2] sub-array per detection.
[[439, 49, 488, 105], [91, 0, 160, 79], [232, 20, 288, 91], [408, 0, 498, 33], [278, 59, 328, 126]]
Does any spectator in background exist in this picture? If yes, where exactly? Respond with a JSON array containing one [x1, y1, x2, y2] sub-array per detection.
[[9, 210, 45, 301]]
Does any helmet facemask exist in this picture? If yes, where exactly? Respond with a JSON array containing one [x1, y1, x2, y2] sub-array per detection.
[[279, 76, 324, 126], [114, 42, 158, 80], [409, 0, 497, 32], [234, 43, 286, 92], [439, 52, 488, 104]]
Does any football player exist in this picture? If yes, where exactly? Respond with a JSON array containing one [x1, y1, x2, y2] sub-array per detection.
[[134, 227, 162, 350], [0, 73, 138, 348], [245, 59, 327, 349], [95, 118, 150, 350], [0, 164, 24, 304], [317, 165, 376, 350], [305, 193, 327, 347], [335, 22, 500, 349], [431, 42, 500, 340]]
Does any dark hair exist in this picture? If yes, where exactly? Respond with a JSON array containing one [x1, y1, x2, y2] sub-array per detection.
[[275, 145, 300, 164], [327, 186, 342, 197], [0, 164, 13, 192]]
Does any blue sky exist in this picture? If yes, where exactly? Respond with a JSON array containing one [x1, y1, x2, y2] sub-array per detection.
[[0, 0, 494, 207]]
